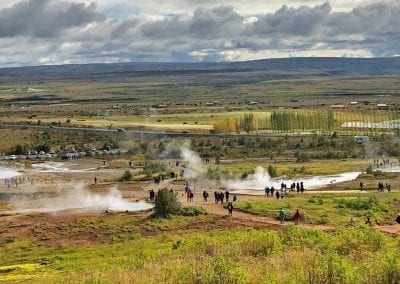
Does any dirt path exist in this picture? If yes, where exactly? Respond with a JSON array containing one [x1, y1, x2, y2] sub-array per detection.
[[375, 224, 400, 236], [179, 195, 335, 232], [185, 195, 400, 235]]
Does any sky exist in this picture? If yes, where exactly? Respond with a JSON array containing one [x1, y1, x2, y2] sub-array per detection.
[[0, 0, 399, 67]]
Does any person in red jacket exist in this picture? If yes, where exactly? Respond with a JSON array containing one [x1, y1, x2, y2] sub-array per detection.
[[294, 209, 301, 225]]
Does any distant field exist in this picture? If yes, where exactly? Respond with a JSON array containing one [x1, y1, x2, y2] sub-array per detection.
[[0, 111, 274, 132], [1, 74, 399, 108]]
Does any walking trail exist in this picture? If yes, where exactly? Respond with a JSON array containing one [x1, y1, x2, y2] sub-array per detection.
[[179, 195, 335, 232]]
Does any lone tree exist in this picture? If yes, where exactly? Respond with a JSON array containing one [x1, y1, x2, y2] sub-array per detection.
[[154, 189, 181, 217]]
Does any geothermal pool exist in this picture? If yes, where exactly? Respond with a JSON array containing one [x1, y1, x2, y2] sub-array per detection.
[[31, 162, 97, 172], [225, 167, 362, 191], [0, 168, 21, 179]]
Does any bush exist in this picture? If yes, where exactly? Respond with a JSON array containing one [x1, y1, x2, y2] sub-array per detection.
[[154, 189, 181, 217], [334, 196, 387, 212], [144, 162, 166, 177], [118, 170, 133, 182], [295, 151, 311, 162], [267, 165, 277, 178], [179, 206, 206, 216], [308, 197, 324, 205], [241, 169, 255, 179]]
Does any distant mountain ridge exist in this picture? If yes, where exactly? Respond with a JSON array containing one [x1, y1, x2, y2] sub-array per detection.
[[1, 57, 400, 79]]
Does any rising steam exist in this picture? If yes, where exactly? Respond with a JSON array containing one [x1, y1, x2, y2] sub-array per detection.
[[9, 185, 153, 213], [162, 141, 205, 178], [165, 144, 363, 190]]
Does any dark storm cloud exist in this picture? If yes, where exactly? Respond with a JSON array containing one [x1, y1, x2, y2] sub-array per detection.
[[0, 0, 104, 37]]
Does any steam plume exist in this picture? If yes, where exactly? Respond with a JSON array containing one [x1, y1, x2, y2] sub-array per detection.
[[9, 185, 153, 213]]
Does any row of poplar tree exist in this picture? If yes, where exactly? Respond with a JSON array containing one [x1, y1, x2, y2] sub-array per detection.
[[213, 109, 400, 135]]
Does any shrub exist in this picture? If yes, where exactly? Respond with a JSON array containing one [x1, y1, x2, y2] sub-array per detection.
[[241, 169, 255, 178], [154, 189, 181, 217], [295, 151, 311, 162], [172, 240, 182, 250], [179, 206, 206, 216], [334, 196, 387, 212], [118, 170, 133, 182], [240, 231, 283, 257], [210, 256, 249, 283], [267, 165, 277, 178], [308, 197, 324, 205], [144, 162, 166, 177]]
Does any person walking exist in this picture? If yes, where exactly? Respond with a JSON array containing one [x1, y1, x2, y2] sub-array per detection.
[[203, 190, 209, 202], [225, 190, 230, 202], [227, 202, 233, 216], [220, 191, 224, 204], [264, 186, 270, 197], [270, 186, 275, 197], [294, 209, 301, 225], [365, 216, 373, 226], [278, 208, 285, 224]]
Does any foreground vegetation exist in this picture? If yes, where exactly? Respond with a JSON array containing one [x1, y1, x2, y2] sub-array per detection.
[[1, 218, 400, 283]]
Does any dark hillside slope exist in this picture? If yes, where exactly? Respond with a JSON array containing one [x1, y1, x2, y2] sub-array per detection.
[[1, 57, 400, 80]]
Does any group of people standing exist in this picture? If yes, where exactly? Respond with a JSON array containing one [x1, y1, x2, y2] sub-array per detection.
[[214, 190, 232, 204], [377, 182, 391, 192], [290, 182, 305, 193], [264, 186, 286, 199], [201, 189, 236, 215], [264, 181, 305, 199], [3, 176, 33, 188], [374, 158, 391, 168]]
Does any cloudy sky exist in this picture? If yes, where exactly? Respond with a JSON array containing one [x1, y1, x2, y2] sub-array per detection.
[[0, 0, 399, 67]]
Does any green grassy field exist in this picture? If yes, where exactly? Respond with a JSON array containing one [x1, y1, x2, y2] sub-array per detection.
[[235, 192, 400, 227], [1, 215, 400, 283]]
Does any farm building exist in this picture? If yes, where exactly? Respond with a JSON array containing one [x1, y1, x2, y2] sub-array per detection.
[[248, 101, 259, 105], [330, 104, 346, 109], [377, 104, 389, 109]]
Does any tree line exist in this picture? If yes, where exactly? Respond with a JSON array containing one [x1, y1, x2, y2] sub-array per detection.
[[213, 109, 400, 135]]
